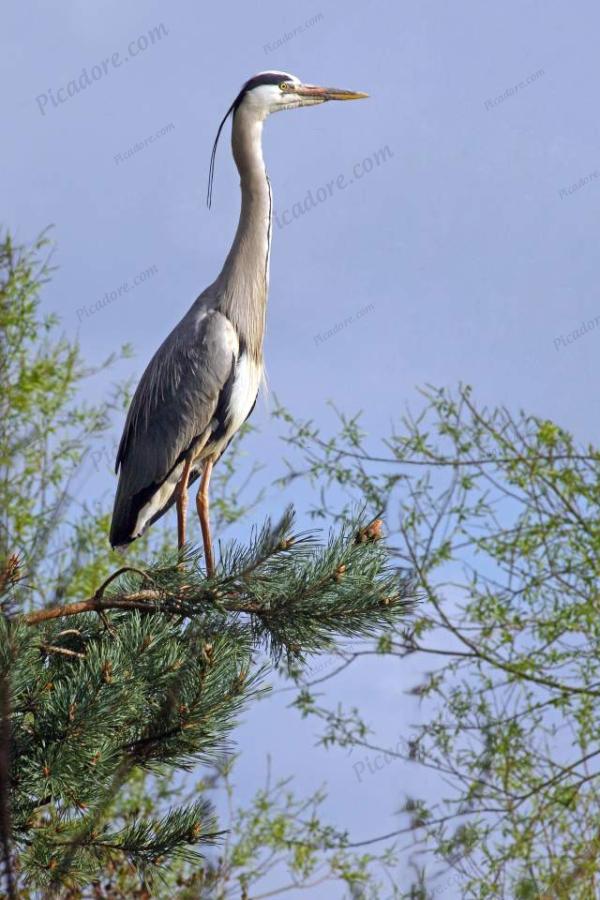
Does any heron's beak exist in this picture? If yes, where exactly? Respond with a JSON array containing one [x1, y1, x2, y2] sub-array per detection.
[[294, 84, 369, 103]]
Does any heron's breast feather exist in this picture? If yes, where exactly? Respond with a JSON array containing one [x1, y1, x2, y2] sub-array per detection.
[[220, 351, 262, 441]]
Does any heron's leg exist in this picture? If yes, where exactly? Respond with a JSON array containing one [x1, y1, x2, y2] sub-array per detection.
[[196, 456, 215, 577], [176, 454, 194, 551]]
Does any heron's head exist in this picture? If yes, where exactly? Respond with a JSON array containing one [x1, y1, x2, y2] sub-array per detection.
[[207, 71, 368, 206], [232, 70, 368, 118]]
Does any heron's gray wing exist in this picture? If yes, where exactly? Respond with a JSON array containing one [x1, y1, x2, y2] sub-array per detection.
[[110, 303, 237, 546]]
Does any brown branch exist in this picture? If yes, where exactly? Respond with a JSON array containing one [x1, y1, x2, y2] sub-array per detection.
[[21, 588, 270, 626], [22, 591, 166, 625], [21, 581, 402, 628]]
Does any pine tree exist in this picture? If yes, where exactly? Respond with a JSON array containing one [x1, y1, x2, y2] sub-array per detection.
[[0, 231, 414, 896]]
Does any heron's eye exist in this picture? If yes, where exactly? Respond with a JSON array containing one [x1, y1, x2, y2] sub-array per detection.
[[280, 82, 292, 92]]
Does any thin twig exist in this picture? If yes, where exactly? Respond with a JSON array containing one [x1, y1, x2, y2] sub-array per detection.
[[41, 643, 86, 660]]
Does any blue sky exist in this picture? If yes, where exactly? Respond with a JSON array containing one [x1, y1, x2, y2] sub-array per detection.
[[4, 0, 600, 895]]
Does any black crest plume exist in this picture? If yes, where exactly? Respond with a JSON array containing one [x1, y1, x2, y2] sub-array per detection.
[[206, 98, 236, 210], [206, 73, 291, 209]]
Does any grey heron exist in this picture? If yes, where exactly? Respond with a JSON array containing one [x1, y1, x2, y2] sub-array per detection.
[[109, 71, 367, 575]]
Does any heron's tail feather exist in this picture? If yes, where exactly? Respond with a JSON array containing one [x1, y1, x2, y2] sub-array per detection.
[[109, 464, 200, 549]]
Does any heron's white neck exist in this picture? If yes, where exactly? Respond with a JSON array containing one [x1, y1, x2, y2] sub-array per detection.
[[216, 106, 272, 361], [232, 106, 269, 196]]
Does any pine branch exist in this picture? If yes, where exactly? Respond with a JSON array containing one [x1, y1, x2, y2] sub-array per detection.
[[21, 512, 416, 661], [5, 511, 415, 891]]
